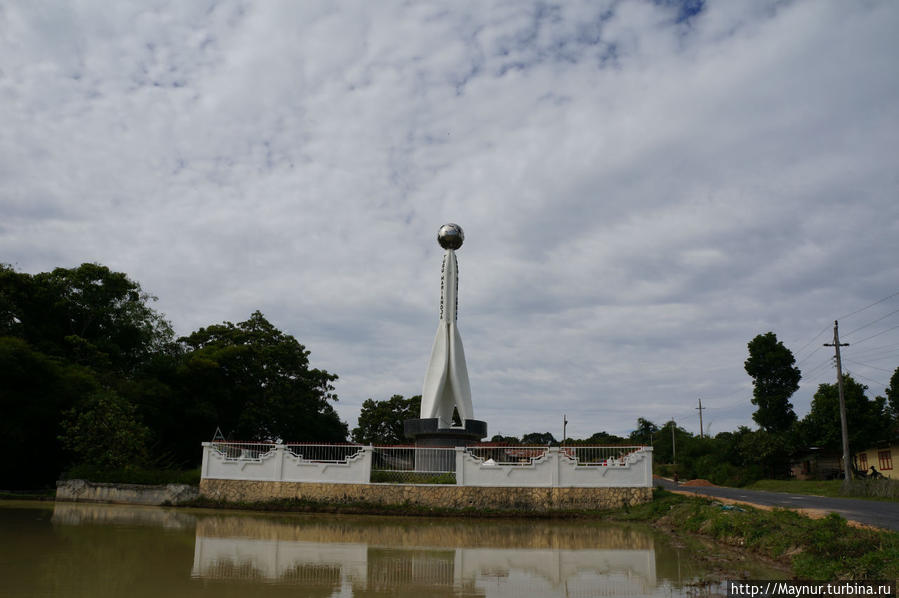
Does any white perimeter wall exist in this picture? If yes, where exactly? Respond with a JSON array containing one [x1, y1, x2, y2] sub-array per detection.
[[201, 443, 372, 484], [456, 447, 652, 488], [201, 444, 653, 488]]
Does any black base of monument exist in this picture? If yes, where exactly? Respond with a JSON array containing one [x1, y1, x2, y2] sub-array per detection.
[[403, 418, 488, 447], [403, 418, 487, 474]]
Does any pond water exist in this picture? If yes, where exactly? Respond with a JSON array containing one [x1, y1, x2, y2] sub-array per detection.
[[0, 501, 784, 597]]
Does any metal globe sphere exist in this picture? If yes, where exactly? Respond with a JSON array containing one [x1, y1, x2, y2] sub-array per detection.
[[437, 223, 464, 250]]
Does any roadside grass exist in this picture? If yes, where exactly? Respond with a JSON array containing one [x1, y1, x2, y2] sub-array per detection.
[[745, 479, 899, 501], [614, 489, 899, 580]]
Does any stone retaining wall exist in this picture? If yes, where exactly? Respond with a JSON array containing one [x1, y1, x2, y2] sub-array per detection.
[[56, 479, 199, 506], [199, 478, 652, 512]]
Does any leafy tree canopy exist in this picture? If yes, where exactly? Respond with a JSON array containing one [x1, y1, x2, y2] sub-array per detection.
[[351, 394, 421, 445], [629, 418, 660, 444], [178, 311, 348, 443], [0, 336, 100, 487], [489, 434, 521, 444], [1, 263, 174, 373], [885, 366, 899, 422], [521, 432, 558, 446], [59, 389, 150, 470], [800, 374, 889, 452], [745, 332, 801, 433]]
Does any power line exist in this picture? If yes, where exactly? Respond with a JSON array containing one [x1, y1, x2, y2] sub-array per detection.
[[843, 307, 899, 338], [803, 357, 835, 379], [849, 342, 899, 359], [845, 370, 887, 388], [793, 290, 899, 363], [837, 289, 899, 321], [851, 323, 899, 346], [843, 358, 896, 374], [797, 345, 824, 367], [794, 324, 831, 362]]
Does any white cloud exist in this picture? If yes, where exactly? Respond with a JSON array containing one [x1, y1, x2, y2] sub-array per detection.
[[2, 0, 898, 439]]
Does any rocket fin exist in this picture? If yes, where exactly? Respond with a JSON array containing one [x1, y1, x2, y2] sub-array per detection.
[[448, 322, 473, 423], [420, 323, 449, 420]]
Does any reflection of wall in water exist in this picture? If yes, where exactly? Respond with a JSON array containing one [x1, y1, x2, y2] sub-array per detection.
[[192, 527, 656, 596], [191, 536, 366, 582], [363, 547, 473, 596], [194, 515, 654, 550], [52, 502, 197, 529]]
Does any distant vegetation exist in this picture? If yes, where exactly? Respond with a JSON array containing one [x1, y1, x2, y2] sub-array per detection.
[[494, 331, 899, 487], [3, 263, 898, 490], [1, 263, 347, 489]]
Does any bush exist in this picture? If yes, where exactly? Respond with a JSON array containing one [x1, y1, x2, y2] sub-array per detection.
[[843, 478, 899, 500], [63, 465, 200, 486], [59, 389, 150, 470], [369, 471, 455, 484]]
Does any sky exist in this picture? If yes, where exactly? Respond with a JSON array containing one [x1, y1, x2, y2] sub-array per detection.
[[2, 0, 899, 441]]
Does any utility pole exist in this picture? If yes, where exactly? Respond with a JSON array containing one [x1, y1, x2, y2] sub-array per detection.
[[696, 398, 705, 439], [824, 320, 851, 486], [562, 414, 568, 443], [671, 418, 677, 465]]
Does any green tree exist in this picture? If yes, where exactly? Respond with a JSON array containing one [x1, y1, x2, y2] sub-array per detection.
[[745, 332, 801, 433], [521, 432, 558, 445], [885, 366, 899, 422], [737, 429, 794, 479], [178, 311, 347, 443], [800, 375, 889, 452], [0, 336, 99, 487], [489, 434, 521, 444], [582, 431, 628, 445], [351, 394, 421, 445], [59, 389, 150, 469], [1, 263, 174, 374], [629, 418, 659, 445]]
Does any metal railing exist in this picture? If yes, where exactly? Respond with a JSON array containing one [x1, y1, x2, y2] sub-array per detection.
[[210, 442, 277, 461], [465, 445, 549, 466], [286, 443, 365, 463], [209, 442, 366, 463], [464, 445, 646, 467], [205, 442, 649, 484], [560, 445, 646, 466], [370, 446, 456, 484]]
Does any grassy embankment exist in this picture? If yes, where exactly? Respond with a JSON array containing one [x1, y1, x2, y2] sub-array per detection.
[[745, 478, 899, 501], [611, 489, 899, 580]]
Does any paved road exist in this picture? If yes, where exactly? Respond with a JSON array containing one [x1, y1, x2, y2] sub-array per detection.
[[655, 478, 899, 531]]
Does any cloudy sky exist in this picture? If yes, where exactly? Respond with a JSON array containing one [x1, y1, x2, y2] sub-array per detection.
[[3, 0, 898, 440]]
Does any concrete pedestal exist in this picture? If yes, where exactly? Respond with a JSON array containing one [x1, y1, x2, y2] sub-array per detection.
[[404, 418, 487, 447], [404, 418, 487, 472]]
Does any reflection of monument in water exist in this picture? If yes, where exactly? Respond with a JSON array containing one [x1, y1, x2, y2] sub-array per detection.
[[191, 516, 659, 597]]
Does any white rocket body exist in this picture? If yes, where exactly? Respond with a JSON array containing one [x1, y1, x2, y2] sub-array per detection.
[[420, 249, 474, 428]]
